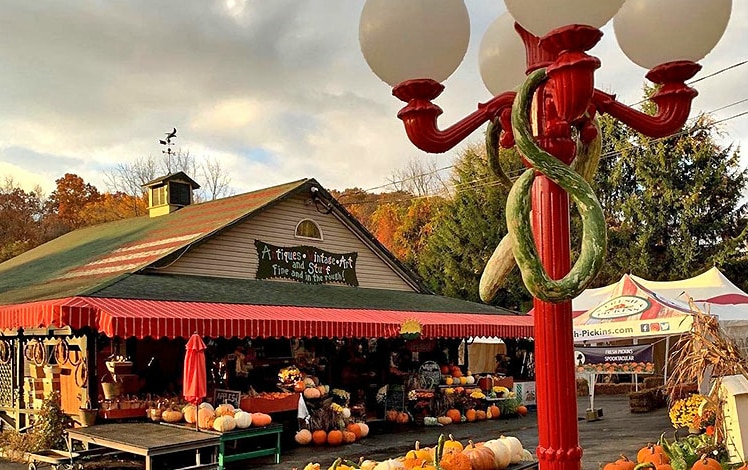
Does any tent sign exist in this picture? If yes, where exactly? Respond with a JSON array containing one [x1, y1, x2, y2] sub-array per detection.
[[589, 296, 651, 319], [255, 240, 359, 286], [574, 344, 655, 374]]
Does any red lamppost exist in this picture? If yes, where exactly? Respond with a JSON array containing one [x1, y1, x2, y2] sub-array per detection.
[[359, 1, 732, 470]]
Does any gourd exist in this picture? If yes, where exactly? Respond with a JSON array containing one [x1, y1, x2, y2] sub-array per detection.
[[463, 440, 495, 470], [304, 387, 322, 400], [437, 416, 452, 426], [197, 407, 215, 429], [423, 417, 439, 426], [604, 455, 635, 470], [483, 439, 512, 469], [312, 430, 327, 446], [295, 429, 312, 445], [446, 409, 461, 423], [183, 405, 198, 424], [443, 434, 463, 453], [346, 423, 362, 439], [215, 403, 235, 417], [161, 409, 183, 423], [213, 415, 236, 432], [252, 412, 272, 427], [327, 429, 343, 446], [233, 410, 252, 429], [691, 457, 721, 470], [373, 459, 405, 470], [358, 422, 370, 438], [500, 435, 524, 464]]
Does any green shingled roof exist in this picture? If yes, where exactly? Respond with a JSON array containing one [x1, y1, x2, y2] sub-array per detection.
[[89, 273, 520, 315], [0, 179, 312, 305]]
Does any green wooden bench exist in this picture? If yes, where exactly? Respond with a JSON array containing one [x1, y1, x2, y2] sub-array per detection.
[[217, 423, 283, 469]]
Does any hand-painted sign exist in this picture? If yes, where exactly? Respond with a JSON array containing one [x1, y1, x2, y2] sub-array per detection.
[[573, 344, 655, 374], [255, 240, 358, 286]]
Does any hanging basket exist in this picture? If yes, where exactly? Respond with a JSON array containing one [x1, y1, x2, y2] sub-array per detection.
[[78, 407, 98, 427]]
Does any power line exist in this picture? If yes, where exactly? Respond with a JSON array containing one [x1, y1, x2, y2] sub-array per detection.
[[340, 102, 748, 208], [344, 59, 748, 200]]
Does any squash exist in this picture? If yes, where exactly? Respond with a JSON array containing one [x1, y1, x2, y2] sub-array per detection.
[[197, 407, 215, 429], [183, 405, 198, 424], [327, 429, 344, 446], [358, 422, 370, 438], [215, 404, 235, 417], [437, 416, 452, 426], [500, 435, 524, 464], [304, 387, 321, 400], [487, 405, 500, 419], [604, 455, 636, 470], [692, 457, 721, 470], [161, 409, 183, 423], [233, 410, 252, 429], [252, 412, 272, 427], [346, 423, 362, 440], [463, 440, 495, 470], [213, 415, 236, 432], [443, 434, 464, 453], [312, 429, 327, 446], [440, 449, 471, 470], [484, 439, 512, 469], [446, 409, 461, 424], [295, 429, 313, 445], [373, 459, 405, 470]]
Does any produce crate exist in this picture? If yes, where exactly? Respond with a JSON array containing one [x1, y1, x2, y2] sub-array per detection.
[[240, 393, 299, 414]]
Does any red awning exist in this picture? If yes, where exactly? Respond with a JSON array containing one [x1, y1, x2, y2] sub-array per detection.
[[0, 297, 533, 340]]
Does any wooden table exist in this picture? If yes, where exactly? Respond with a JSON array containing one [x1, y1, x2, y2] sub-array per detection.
[[162, 422, 284, 469], [66, 422, 219, 470]]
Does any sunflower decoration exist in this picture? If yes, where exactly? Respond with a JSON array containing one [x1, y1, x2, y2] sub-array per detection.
[[277, 365, 302, 386], [400, 319, 423, 340], [669, 393, 709, 429]]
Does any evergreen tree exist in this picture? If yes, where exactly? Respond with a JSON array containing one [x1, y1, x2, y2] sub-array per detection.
[[418, 144, 531, 311]]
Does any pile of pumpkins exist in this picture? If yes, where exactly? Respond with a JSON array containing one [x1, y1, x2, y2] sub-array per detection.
[[295, 422, 370, 447], [178, 402, 273, 433], [603, 442, 730, 470], [301, 433, 533, 470]]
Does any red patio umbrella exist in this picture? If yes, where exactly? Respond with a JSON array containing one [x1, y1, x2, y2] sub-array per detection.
[[183, 333, 207, 431]]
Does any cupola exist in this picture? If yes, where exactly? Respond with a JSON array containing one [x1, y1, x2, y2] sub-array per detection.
[[141, 172, 200, 218]]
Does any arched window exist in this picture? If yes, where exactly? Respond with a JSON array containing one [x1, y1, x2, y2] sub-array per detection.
[[295, 219, 323, 240]]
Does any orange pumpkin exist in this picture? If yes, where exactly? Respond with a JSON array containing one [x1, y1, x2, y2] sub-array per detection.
[[463, 440, 495, 470], [451, 366, 463, 378], [440, 449, 471, 470], [446, 409, 461, 423], [397, 411, 410, 423], [197, 407, 215, 429], [346, 423, 362, 440], [604, 454, 636, 470], [183, 405, 198, 424], [312, 430, 327, 446], [440, 365, 451, 374], [475, 410, 487, 421], [692, 455, 721, 470], [251, 412, 272, 427], [294, 429, 312, 445], [516, 405, 528, 416], [342, 430, 357, 443], [293, 381, 306, 392], [487, 405, 500, 419], [443, 434, 464, 453], [327, 429, 343, 446], [637, 444, 667, 464], [465, 409, 477, 422]]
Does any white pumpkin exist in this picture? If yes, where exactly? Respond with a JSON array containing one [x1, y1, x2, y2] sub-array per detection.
[[359, 460, 378, 470], [484, 439, 512, 469], [373, 459, 404, 470], [500, 435, 524, 464], [233, 410, 253, 429], [465, 375, 475, 385], [342, 407, 351, 419], [199, 402, 214, 412], [521, 449, 535, 462], [358, 422, 370, 438], [213, 415, 236, 432]]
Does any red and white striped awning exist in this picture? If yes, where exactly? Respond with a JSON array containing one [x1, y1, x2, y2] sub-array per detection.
[[0, 297, 533, 340]]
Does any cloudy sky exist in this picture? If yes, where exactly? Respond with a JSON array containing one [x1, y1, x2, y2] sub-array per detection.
[[1, 1, 747, 196]]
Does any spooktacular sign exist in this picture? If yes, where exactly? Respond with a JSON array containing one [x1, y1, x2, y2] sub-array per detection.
[[254, 240, 359, 286], [574, 344, 655, 374]]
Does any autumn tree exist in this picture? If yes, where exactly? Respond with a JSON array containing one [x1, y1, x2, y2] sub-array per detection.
[[45, 173, 101, 231], [77, 192, 148, 225], [0, 178, 45, 262]]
